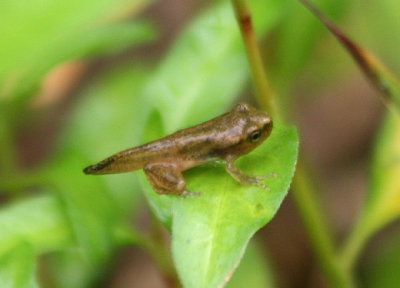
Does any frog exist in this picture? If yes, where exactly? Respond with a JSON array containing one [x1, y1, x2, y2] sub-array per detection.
[[83, 103, 273, 196]]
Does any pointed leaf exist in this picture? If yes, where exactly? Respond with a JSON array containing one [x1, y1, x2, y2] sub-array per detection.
[[41, 64, 150, 287], [58, 65, 149, 212], [48, 151, 119, 265], [170, 123, 297, 288], [140, 0, 286, 227]]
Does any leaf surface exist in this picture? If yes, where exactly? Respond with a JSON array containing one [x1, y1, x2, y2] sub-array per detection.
[[0, 243, 39, 288], [0, 0, 154, 102], [0, 195, 73, 257], [135, 2, 297, 287], [171, 123, 297, 288], [140, 0, 286, 228]]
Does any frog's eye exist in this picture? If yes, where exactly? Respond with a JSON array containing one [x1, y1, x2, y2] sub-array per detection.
[[249, 129, 262, 142]]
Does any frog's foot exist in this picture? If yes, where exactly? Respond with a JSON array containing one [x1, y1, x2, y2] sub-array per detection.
[[181, 190, 202, 198], [225, 157, 274, 190], [245, 176, 269, 190]]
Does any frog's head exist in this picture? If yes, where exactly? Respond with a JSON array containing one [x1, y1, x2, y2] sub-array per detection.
[[229, 103, 273, 155]]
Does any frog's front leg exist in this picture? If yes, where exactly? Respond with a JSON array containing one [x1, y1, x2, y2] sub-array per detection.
[[225, 155, 272, 189]]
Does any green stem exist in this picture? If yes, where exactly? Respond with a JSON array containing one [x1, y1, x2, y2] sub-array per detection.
[[340, 211, 375, 273], [231, 0, 277, 117], [292, 163, 354, 288], [231, 1, 354, 287]]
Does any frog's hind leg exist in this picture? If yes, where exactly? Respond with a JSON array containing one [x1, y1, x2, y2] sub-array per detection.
[[144, 163, 187, 195]]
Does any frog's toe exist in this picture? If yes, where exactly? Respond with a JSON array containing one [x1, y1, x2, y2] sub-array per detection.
[[181, 190, 202, 198], [254, 179, 269, 190], [245, 177, 270, 190]]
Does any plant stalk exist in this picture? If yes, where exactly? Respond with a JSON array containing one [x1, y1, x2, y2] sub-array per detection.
[[231, 1, 354, 287], [231, 0, 277, 117], [292, 162, 354, 288], [340, 211, 376, 272]]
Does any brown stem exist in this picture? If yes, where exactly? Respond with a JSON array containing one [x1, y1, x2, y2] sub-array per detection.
[[231, 0, 278, 117]]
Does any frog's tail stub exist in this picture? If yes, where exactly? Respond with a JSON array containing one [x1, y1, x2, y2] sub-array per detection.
[[83, 157, 115, 175]]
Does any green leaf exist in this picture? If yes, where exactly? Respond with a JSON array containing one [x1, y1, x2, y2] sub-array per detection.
[[0, 195, 73, 257], [142, 0, 285, 134], [133, 3, 297, 286], [138, 122, 298, 287], [0, 243, 38, 288], [40, 64, 151, 286], [0, 0, 154, 102], [226, 241, 275, 288], [48, 151, 119, 265], [170, 123, 297, 288], [58, 65, 150, 213], [140, 0, 286, 227]]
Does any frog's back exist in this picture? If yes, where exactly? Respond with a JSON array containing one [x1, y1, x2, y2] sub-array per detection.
[[83, 111, 235, 174]]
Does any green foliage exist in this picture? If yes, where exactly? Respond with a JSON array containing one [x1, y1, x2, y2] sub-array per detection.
[[0, 244, 38, 288], [140, 0, 287, 227], [48, 153, 118, 265], [0, 196, 72, 287], [0, 0, 155, 103], [142, 0, 285, 134], [44, 250, 93, 288], [0, 196, 73, 256], [56, 65, 150, 212], [1, 0, 400, 287], [41, 65, 151, 286], [133, 3, 298, 286], [352, 0, 400, 72], [170, 123, 297, 288], [0, 0, 155, 285], [272, 0, 348, 95]]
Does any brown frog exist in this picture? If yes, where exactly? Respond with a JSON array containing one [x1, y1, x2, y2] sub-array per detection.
[[83, 103, 273, 196]]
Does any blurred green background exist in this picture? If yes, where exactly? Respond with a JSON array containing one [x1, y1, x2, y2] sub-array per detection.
[[0, 0, 400, 287]]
